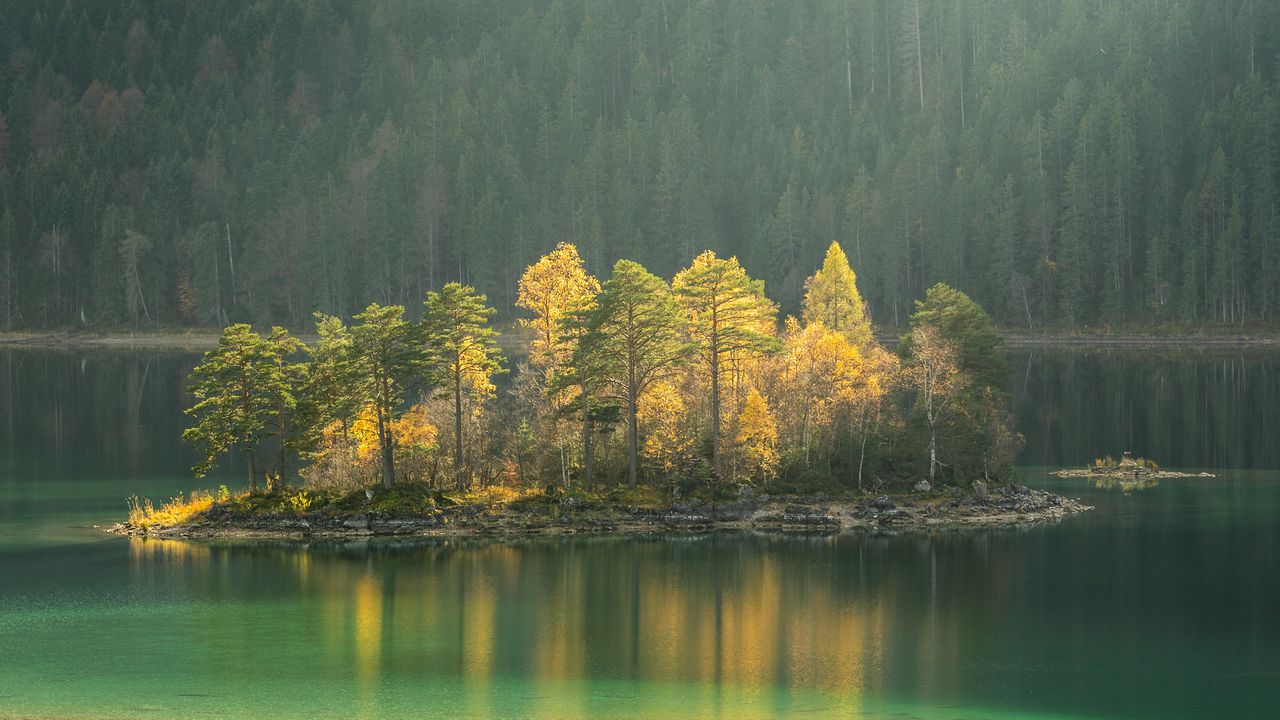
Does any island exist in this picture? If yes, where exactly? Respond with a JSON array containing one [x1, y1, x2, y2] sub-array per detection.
[[113, 243, 1091, 540], [1051, 453, 1216, 480], [110, 481, 1090, 540]]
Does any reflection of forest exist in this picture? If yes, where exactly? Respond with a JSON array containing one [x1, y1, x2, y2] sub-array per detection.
[[132, 533, 1051, 713], [0, 348, 242, 482], [1012, 349, 1280, 469], [83, 469, 1280, 719]]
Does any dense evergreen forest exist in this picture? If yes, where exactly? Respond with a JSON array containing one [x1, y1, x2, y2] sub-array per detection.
[[0, 0, 1277, 330]]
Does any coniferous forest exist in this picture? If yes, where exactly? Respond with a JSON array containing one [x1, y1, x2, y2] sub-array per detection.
[[1, 1, 1279, 330]]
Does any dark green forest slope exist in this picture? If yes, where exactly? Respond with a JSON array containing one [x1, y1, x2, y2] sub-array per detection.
[[0, 1, 1277, 330]]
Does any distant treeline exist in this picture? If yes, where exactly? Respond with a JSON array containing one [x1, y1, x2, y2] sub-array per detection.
[[0, 1, 1277, 330]]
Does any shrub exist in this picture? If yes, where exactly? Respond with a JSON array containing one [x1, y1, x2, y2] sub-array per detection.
[[289, 490, 314, 515]]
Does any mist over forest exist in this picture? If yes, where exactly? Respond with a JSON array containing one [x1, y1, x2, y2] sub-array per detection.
[[0, 0, 1277, 330]]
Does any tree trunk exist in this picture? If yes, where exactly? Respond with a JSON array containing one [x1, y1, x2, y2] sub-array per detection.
[[277, 401, 287, 489], [710, 348, 721, 480], [926, 386, 937, 485], [454, 364, 465, 490], [247, 449, 257, 493], [627, 387, 639, 489], [856, 406, 870, 491], [912, 0, 925, 110], [376, 404, 394, 488], [582, 391, 594, 487]]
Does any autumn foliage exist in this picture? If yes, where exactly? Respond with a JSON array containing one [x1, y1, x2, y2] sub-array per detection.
[[184, 242, 1017, 496]]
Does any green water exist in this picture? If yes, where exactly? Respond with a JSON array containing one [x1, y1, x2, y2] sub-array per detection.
[[1, 349, 1278, 719]]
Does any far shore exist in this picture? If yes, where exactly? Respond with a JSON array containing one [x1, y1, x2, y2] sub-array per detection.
[[108, 483, 1091, 542], [6, 327, 1280, 352]]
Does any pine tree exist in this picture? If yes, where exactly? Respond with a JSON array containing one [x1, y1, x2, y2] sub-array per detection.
[[421, 283, 505, 490], [349, 303, 417, 488], [578, 260, 689, 488], [261, 326, 308, 486], [672, 250, 778, 478], [183, 324, 301, 491]]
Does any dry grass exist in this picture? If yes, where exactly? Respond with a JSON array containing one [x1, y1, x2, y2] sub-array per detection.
[[126, 490, 216, 530]]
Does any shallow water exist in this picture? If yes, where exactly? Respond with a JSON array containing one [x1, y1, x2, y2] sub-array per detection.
[[0, 348, 1277, 719]]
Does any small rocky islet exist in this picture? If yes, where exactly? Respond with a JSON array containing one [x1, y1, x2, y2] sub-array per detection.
[[109, 482, 1091, 541], [1050, 453, 1215, 480]]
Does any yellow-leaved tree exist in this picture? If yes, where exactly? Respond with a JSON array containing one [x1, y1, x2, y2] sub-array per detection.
[[902, 326, 963, 486], [848, 344, 899, 489], [305, 400, 438, 488], [672, 250, 778, 480], [802, 242, 873, 348], [516, 243, 601, 486], [772, 317, 865, 468], [390, 402, 439, 484], [637, 378, 699, 482], [734, 387, 779, 483]]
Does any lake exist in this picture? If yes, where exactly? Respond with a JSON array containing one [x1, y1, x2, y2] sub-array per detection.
[[0, 347, 1277, 719]]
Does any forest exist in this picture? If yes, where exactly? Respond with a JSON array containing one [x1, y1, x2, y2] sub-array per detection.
[[182, 243, 1017, 494], [1, 0, 1278, 331]]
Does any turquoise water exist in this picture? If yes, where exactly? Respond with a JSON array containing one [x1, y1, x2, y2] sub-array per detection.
[[1, 349, 1278, 719]]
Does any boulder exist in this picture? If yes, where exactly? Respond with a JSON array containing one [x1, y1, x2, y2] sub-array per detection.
[[971, 480, 988, 500], [869, 496, 895, 511], [913, 480, 932, 493]]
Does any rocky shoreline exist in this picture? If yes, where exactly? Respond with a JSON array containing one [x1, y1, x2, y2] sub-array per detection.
[[107, 483, 1091, 541]]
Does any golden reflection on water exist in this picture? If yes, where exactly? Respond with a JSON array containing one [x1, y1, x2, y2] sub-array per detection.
[[354, 569, 382, 713], [128, 536, 891, 716]]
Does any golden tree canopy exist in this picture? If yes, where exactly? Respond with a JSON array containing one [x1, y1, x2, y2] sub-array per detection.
[[802, 242, 872, 348], [736, 387, 780, 481], [516, 242, 601, 373]]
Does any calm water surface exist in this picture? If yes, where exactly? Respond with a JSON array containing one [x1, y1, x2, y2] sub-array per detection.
[[0, 348, 1277, 719]]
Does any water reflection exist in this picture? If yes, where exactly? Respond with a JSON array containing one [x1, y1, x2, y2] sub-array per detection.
[[1093, 476, 1160, 493], [1011, 348, 1280, 469], [126, 535, 893, 712], [115, 514, 1280, 719]]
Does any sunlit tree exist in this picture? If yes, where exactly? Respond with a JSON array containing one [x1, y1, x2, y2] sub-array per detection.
[[734, 388, 780, 483], [422, 283, 505, 490], [771, 317, 865, 469], [578, 260, 689, 488], [802, 241, 873, 348], [516, 243, 601, 485], [673, 250, 778, 479]]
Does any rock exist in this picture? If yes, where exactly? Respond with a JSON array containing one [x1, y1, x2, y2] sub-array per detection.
[[869, 496, 895, 511], [971, 480, 988, 500], [663, 512, 712, 526], [711, 501, 756, 521], [736, 485, 757, 500], [878, 509, 909, 525], [342, 515, 369, 530], [913, 480, 932, 493]]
